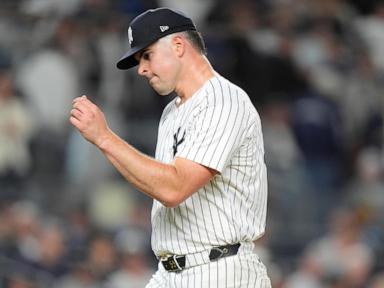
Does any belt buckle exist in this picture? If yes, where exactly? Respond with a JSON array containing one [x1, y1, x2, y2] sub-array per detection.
[[161, 255, 184, 272]]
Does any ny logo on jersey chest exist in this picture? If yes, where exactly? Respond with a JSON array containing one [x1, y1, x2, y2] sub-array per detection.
[[173, 127, 185, 157]]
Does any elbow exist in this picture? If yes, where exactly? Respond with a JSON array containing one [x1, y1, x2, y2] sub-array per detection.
[[159, 189, 185, 208], [161, 200, 179, 208]]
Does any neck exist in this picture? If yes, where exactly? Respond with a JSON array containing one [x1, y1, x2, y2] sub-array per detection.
[[174, 55, 215, 104]]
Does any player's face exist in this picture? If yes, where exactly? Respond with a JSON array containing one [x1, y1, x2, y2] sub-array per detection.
[[135, 37, 181, 95]]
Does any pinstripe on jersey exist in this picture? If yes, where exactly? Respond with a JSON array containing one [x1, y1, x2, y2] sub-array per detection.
[[152, 74, 268, 257]]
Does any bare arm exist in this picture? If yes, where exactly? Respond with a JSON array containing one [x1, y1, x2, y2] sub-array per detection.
[[70, 96, 216, 207]]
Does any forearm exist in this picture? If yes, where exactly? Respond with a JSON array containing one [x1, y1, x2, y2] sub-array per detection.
[[70, 96, 215, 207], [97, 131, 182, 207]]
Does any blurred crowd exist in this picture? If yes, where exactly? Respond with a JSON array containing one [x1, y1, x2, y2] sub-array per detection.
[[0, 0, 383, 287]]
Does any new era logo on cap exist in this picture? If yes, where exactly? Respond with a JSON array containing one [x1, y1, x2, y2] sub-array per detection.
[[116, 7, 197, 70], [160, 26, 169, 32]]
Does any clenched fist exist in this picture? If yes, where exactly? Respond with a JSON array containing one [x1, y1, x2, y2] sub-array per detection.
[[70, 95, 111, 147]]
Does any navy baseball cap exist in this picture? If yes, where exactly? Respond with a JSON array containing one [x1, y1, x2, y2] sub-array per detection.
[[117, 8, 197, 70]]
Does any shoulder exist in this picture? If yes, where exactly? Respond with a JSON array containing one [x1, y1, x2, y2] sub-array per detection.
[[206, 75, 247, 101], [206, 75, 258, 117]]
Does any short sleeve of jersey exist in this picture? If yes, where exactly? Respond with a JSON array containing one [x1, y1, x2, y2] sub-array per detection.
[[176, 79, 250, 173]]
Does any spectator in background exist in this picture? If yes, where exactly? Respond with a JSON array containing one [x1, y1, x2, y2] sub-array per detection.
[[116, 0, 159, 17], [107, 227, 154, 288], [158, 0, 214, 27], [32, 220, 68, 281], [20, 0, 84, 17], [17, 18, 80, 136], [0, 201, 57, 287], [55, 232, 117, 288], [9, 201, 42, 265], [0, 65, 34, 201], [16, 17, 84, 210], [355, 1, 384, 74], [291, 89, 344, 233], [294, 205, 374, 287], [86, 234, 117, 284], [261, 96, 315, 272], [205, 0, 307, 107], [344, 147, 384, 273], [369, 272, 384, 288], [345, 147, 384, 221], [283, 254, 322, 288], [5, 272, 37, 288], [55, 260, 101, 288], [15, 18, 81, 192], [341, 51, 384, 152]]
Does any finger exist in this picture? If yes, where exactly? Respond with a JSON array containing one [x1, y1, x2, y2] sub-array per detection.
[[72, 96, 96, 113], [69, 115, 82, 129], [81, 97, 98, 110], [72, 95, 88, 104], [76, 97, 97, 112], [72, 102, 88, 114], [72, 95, 85, 104], [72, 100, 86, 112], [70, 108, 83, 120]]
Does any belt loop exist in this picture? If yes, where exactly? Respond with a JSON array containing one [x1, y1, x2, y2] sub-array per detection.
[[160, 254, 186, 272], [173, 255, 185, 271], [209, 243, 240, 261], [209, 247, 226, 261]]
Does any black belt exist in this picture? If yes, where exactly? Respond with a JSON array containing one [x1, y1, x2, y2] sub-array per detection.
[[160, 243, 241, 272]]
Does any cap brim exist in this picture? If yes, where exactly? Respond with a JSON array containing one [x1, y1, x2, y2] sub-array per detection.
[[116, 45, 143, 70]]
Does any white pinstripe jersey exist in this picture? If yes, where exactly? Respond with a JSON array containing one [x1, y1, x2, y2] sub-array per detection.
[[152, 74, 268, 256]]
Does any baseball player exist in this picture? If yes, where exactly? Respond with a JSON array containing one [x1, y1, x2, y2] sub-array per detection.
[[70, 7, 271, 287]]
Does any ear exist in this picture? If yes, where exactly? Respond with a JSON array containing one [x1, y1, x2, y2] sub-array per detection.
[[171, 35, 186, 57]]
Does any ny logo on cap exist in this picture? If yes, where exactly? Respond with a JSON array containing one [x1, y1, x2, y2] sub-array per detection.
[[128, 27, 133, 46], [160, 26, 169, 32]]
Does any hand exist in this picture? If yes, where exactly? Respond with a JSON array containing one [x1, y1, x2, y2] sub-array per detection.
[[70, 95, 110, 147]]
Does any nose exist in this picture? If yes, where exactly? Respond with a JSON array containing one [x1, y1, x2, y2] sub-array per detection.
[[137, 60, 148, 76]]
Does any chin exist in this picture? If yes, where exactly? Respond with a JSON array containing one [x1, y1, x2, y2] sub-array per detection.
[[157, 91, 173, 96], [153, 86, 173, 96]]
